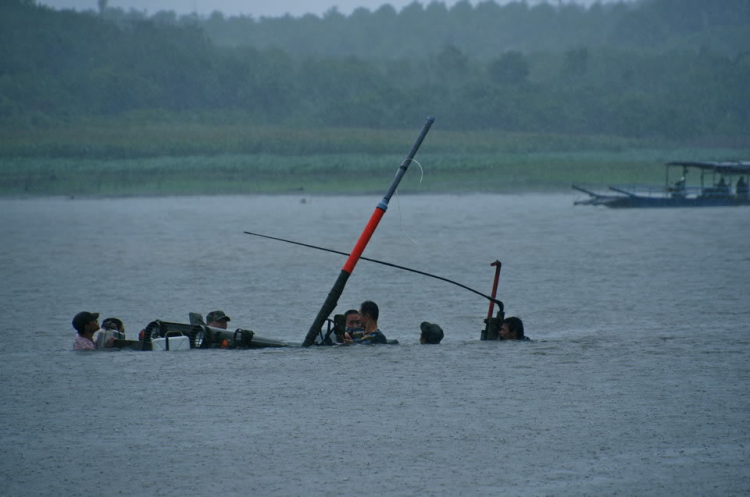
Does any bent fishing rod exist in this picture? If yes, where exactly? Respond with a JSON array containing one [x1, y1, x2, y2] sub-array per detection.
[[244, 230, 502, 306], [301, 117, 435, 346]]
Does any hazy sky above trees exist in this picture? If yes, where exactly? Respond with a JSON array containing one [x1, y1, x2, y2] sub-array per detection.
[[39, 0, 619, 18]]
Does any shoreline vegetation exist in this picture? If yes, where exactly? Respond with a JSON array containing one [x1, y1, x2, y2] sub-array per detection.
[[3, 2, 748, 197], [0, 122, 750, 197], [1, 123, 748, 197]]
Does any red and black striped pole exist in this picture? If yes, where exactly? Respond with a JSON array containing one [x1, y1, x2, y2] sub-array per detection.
[[486, 261, 502, 321], [481, 261, 503, 340], [302, 117, 435, 346]]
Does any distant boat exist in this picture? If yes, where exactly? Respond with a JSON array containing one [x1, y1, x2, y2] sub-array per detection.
[[573, 161, 750, 208]]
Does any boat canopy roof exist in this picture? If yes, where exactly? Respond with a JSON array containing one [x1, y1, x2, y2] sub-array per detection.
[[667, 161, 750, 175]]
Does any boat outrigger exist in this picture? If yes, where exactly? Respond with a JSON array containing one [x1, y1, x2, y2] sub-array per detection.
[[573, 161, 750, 208]]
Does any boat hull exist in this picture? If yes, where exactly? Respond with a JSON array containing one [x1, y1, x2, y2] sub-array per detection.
[[573, 183, 750, 208], [595, 196, 750, 208]]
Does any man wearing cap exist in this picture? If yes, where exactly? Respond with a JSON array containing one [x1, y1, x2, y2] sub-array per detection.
[[420, 321, 444, 344], [72, 311, 100, 350], [206, 310, 231, 329]]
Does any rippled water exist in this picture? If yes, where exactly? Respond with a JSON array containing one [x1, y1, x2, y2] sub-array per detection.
[[1, 194, 748, 496]]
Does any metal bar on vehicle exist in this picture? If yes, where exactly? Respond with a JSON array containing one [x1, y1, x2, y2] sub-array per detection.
[[482, 261, 502, 341]]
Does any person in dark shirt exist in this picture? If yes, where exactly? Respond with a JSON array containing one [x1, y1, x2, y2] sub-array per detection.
[[499, 316, 529, 341], [717, 176, 729, 195], [736, 176, 748, 199], [344, 300, 387, 344]]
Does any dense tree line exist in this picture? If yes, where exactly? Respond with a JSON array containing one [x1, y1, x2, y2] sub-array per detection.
[[1, 0, 749, 140], [100, 0, 750, 59]]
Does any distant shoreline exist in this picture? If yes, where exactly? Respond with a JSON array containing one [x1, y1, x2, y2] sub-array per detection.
[[2, 125, 748, 197], [0, 189, 586, 201], [2, 147, 748, 197]]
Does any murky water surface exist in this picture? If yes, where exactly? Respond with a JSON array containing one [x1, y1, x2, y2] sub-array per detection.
[[1, 194, 748, 496]]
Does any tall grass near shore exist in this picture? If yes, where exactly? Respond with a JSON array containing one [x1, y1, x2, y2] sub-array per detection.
[[3, 149, 747, 196], [1, 122, 747, 196]]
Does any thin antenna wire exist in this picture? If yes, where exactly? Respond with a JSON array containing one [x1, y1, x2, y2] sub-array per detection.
[[243, 230, 502, 305]]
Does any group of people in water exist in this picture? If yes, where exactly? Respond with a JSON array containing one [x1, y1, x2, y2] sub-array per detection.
[[72, 300, 526, 350], [336, 301, 390, 344]]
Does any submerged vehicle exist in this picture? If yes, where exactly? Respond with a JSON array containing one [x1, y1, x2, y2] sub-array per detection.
[[106, 116, 511, 351], [573, 161, 750, 208], [119, 316, 317, 351], [110, 312, 357, 351]]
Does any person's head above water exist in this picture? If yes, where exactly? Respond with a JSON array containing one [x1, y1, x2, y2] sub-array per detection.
[[206, 310, 231, 329], [359, 301, 379, 332], [101, 317, 124, 333], [344, 309, 361, 331], [500, 316, 524, 340], [72, 311, 99, 336], [420, 322, 444, 344]]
